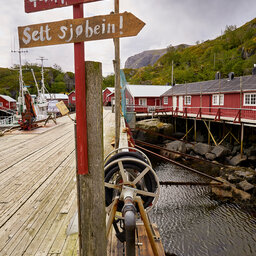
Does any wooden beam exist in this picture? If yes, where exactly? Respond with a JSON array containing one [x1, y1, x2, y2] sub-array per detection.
[[76, 61, 106, 256]]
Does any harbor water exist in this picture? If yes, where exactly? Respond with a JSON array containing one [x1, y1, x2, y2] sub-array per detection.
[[150, 162, 256, 256]]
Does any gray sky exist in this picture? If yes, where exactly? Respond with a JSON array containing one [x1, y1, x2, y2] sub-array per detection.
[[1, 0, 256, 75]]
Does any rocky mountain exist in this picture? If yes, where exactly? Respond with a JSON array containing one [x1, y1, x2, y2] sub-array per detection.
[[125, 44, 190, 69], [125, 48, 167, 69]]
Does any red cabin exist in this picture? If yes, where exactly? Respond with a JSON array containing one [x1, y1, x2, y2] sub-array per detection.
[[103, 87, 115, 106], [160, 75, 256, 123], [125, 85, 170, 113], [0, 95, 17, 111], [68, 91, 76, 110]]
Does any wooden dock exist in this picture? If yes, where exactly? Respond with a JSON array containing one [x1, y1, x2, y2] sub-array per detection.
[[0, 108, 165, 255]]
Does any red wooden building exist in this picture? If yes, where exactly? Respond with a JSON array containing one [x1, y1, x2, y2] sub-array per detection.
[[103, 87, 115, 106], [160, 74, 256, 123], [125, 85, 170, 112], [68, 91, 76, 110], [0, 95, 17, 111]]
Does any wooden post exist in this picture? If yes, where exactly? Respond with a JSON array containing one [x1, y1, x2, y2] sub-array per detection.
[[241, 123, 244, 157], [73, 4, 89, 175], [208, 121, 211, 145], [186, 119, 188, 140], [77, 61, 107, 256], [194, 119, 197, 142], [114, 0, 121, 148]]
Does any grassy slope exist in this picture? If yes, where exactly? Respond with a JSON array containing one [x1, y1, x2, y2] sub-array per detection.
[[127, 18, 256, 85]]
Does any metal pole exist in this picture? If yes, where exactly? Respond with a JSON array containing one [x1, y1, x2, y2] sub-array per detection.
[[171, 60, 174, 86], [114, 0, 121, 148]]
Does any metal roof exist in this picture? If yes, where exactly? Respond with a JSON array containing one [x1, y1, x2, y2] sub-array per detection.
[[0, 95, 16, 102], [162, 75, 256, 97], [126, 85, 170, 97], [44, 94, 69, 100], [103, 87, 115, 94]]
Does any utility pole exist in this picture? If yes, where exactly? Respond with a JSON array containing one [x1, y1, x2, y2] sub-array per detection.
[[114, 0, 121, 148], [171, 60, 174, 86]]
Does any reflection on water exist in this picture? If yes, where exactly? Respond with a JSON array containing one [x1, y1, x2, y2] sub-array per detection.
[[149, 162, 256, 256]]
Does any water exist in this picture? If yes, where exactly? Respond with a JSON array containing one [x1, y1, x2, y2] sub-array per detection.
[[149, 162, 256, 256]]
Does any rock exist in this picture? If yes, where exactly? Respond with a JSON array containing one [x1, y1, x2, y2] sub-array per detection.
[[228, 174, 241, 183], [229, 154, 247, 166], [231, 145, 240, 156], [211, 177, 251, 201], [234, 170, 254, 179], [195, 131, 205, 143], [205, 152, 216, 161], [244, 145, 256, 157], [165, 141, 186, 153], [193, 143, 212, 156], [185, 143, 194, 153], [136, 118, 173, 143], [238, 180, 255, 192], [211, 145, 230, 158], [248, 156, 256, 162]]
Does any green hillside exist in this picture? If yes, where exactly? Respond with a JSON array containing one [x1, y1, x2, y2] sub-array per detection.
[[127, 18, 256, 85], [0, 64, 75, 99]]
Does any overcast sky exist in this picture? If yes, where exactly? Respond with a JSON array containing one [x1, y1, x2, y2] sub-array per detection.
[[1, 0, 256, 76]]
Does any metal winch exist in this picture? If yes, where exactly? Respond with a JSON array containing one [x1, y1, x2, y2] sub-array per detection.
[[104, 147, 160, 256]]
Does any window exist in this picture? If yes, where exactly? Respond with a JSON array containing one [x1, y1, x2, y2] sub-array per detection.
[[163, 97, 168, 105], [0, 102, 2, 107], [126, 98, 129, 105], [72, 96, 76, 101], [184, 96, 191, 105], [244, 93, 256, 106], [139, 98, 147, 106], [212, 94, 224, 106]]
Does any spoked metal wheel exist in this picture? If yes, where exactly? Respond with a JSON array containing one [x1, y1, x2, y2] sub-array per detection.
[[104, 157, 160, 216]]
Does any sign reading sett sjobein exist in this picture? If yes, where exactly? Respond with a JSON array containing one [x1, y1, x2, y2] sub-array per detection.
[[18, 12, 145, 48]]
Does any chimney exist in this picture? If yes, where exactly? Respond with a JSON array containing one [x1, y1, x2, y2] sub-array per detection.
[[228, 72, 234, 81], [215, 71, 221, 80], [252, 64, 256, 75]]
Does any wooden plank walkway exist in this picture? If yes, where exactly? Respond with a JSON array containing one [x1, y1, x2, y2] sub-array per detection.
[[0, 108, 165, 255]]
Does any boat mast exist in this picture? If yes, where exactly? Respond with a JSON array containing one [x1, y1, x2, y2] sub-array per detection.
[[37, 57, 48, 96], [12, 49, 28, 114]]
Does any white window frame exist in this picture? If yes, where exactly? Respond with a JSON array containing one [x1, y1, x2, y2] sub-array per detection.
[[72, 96, 76, 101], [212, 94, 224, 106], [184, 96, 191, 105], [163, 97, 168, 105], [126, 98, 129, 105], [0, 102, 3, 107], [139, 98, 147, 106], [244, 93, 256, 106]]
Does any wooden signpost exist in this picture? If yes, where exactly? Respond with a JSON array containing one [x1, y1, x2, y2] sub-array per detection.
[[20, 1, 145, 255], [18, 12, 145, 48]]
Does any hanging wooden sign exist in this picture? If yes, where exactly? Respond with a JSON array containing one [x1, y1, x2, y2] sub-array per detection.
[[25, 0, 103, 13], [18, 12, 145, 48]]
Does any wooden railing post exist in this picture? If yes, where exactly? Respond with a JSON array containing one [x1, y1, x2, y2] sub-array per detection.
[[77, 61, 106, 256]]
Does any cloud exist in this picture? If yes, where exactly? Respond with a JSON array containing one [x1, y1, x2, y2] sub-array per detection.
[[0, 0, 256, 76]]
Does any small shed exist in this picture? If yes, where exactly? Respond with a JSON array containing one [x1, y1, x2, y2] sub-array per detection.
[[0, 95, 17, 110], [103, 87, 115, 106]]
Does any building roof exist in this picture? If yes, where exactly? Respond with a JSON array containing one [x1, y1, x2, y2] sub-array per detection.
[[126, 85, 170, 97], [103, 87, 115, 94], [162, 75, 256, 97], [0, 95, 16, 102], [44, 93, 69, 100]]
